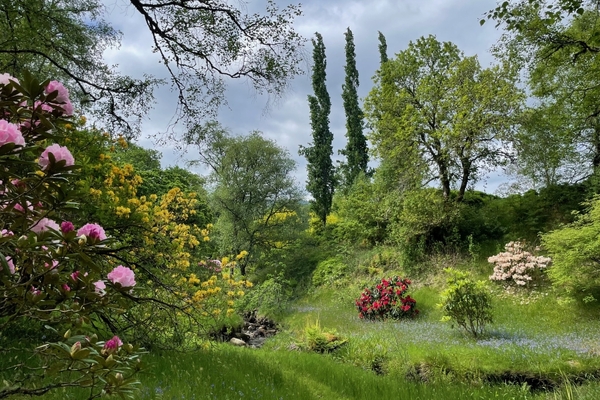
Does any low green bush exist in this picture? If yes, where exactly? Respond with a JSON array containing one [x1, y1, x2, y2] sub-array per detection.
[[299, 319, 348, 353], [439, 268, 493, 338]]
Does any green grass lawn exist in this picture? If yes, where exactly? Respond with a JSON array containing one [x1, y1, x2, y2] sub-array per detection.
[[4, 258, 600, 399]]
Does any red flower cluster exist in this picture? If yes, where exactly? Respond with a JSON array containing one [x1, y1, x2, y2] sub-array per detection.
[[355, 277, 419, 320]]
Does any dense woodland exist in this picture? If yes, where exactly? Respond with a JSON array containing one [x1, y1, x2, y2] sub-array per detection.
[[2, 0, 600, 399]]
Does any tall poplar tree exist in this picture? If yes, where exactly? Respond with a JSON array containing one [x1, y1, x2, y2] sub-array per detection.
[[300, 32, 335, 227], [340, 27, 369, 187], [378, 31, 389, 65]]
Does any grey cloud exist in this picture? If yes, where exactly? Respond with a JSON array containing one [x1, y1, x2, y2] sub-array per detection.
[[100, 0, 508, 193]]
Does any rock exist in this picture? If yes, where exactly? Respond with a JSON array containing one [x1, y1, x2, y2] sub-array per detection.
[[230, 338, 247, 346]]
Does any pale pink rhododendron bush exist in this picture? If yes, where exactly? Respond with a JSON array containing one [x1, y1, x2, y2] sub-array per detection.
[[488, 241, 552, 287], [0, 73, 143, 398]]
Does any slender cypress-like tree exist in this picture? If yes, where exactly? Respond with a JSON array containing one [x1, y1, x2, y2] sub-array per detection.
[[340, 27, 369, 187], [378, 31, 388, 65], [299, 32, 335, 227]]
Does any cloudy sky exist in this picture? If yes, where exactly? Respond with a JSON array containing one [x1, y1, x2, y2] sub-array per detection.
[[102, 0, 508, 194]]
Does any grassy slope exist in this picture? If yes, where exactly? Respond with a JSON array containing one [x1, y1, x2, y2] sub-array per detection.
[[6, 256, 600, 399]]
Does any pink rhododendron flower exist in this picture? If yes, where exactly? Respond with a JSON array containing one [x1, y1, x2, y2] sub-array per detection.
[[107, 265, 136, 288], [77, 223, 106, 242], [1, 229, 13, 237], [30, 286, 41, 296], [31, 218, 60, 234], [45, 81, 73, 116], [0, 73, 19, 86], [33, 100, 54, 113], [62, 283, 71, 292], [60, 221, 75, 234], [14, 201, 32, 213], [70, 271, 80, 282], [1, 256, 15, 274], [103, 336, 123, 354], [44, 260, 58, 269], [0, 120, 25, 147], [39, 144, 75, 170], [94, 280, 106, 294]]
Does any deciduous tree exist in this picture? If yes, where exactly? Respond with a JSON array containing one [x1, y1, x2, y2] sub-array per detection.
[[192, 123, 304, 276], [0, 0, 305, 139], [364, 35, 523, 202]]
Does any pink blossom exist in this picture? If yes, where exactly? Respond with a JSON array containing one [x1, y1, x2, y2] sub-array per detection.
[[94, 280, 106, 294], [30, 286, 41, 296], [44, 260, 58, 269], [14, 201, 32, 213], [39, 144, 75, 170], [33, 101, 54, 113], [103, 336, 123, 354], [1, 229, 13, 237], [0, 120, 25, 147], [45, 81, 73, 116], [70, 271, 80, 282], [0, 73, 19, 86], [60, 221, 75, 234], [107, 265, 136, 288], [31, 217, 60, 234], [1, 256, 15, 274], [77, 223, 106, 242], [62, 283, 71, 292]]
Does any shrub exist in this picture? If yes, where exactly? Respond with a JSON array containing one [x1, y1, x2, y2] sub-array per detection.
[[355, 277, 419, 320], [488, 241, 551, 287], [236, 273, 291, 317], [312, 257, 347, 287], [439, 268, 493, 338], [0, 73, 143, 397], [543, 195, 600, 300], [299, 319, 347, 353]]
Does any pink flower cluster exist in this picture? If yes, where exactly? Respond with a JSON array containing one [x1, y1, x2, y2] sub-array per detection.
[[1, 256, 15, 274], [0, 120, 25, 147], [39, 144, 75, 171], [488, 241, 552, 286], [44, 81, 74, 116], [77, 223, 107, 242], [103, 335, 123, 354], [30, 217, 60, 233], [107, 265, 136, 288]]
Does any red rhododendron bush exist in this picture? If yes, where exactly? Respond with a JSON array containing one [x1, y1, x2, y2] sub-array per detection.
[[355, 277, 419, 320], [0, 73, 148, 397]]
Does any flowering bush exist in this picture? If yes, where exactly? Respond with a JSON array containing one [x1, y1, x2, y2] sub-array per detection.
[[355, 277, 419, 320], [0, 73, 142, 397], [488, 241, 551, 287]]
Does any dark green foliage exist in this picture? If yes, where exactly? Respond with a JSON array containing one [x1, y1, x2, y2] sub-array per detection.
[[300, 32, 335, 227], [339, 28, 368, 188], [378, 31, 388, 65]]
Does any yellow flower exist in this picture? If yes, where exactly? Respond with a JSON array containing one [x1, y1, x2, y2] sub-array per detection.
[[227, 309, 235, 317]]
